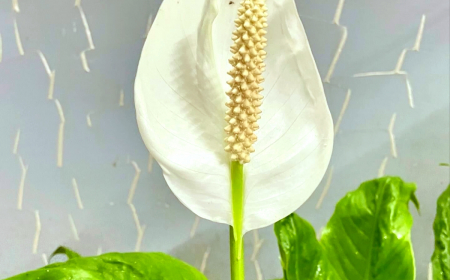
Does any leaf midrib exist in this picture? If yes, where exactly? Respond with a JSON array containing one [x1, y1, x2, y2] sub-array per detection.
[[362, 181, 387, 280]]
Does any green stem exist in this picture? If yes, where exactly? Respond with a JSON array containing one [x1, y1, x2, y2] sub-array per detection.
[[230, 161, 245, 280], [230, 225, 244, 280]]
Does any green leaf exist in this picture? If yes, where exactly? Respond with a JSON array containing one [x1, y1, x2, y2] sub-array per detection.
[[49, 246, 82, 260], [6, 250, 207, 280], [432, 185, 450, 280], [321, 176, 418, 280], [274, 176, 418, 280], [274, 214, 339, 280]]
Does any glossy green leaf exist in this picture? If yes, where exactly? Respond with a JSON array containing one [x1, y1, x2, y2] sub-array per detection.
[[274, 176, 418, 280], [6, 248, 207, 280], [321, 176, 418, 280], [432, 185, 450, 280], [274, 214, 339, 280], [49, 246, 81, 260]]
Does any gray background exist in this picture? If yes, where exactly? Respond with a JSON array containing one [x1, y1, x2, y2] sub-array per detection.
[[0, 0, 449, 279]]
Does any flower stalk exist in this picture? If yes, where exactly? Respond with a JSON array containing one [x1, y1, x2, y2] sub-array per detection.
[[230, 225, 244, 280], [230, 161, 245, 280]]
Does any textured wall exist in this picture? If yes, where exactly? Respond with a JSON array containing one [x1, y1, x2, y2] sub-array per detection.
[[0, 0, 448, 279]]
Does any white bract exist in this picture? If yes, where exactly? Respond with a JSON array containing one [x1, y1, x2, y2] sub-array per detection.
[[135, 0, 333, 233]]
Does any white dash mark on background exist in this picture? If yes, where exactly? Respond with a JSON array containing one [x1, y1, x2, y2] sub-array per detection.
[[48, 71, 56, 100], [413, 15, 426, 51], [332, 0, 345, 25], [37, 51, 56, 99], [80, 50, 91, 72], [17, 156, 28, 210], [144, 14, 154, 38], [119, 90, 124, 106], [147, 153, 153, 173], [129, 203, 146, 252], [12, 0, 20, 12], [72, 178, 84, 209], [200, 247, 211, 274], [129, 203, 142, 233], [428, 262, 433, 280], [37, 51, 52, 77], [353, 15, 425, 109], [388, 113, 398, 158], [394, 15, 426, 72], [353, 71, 414, 108], [127, 161, 141, 204], [97, 246, 102, 255], [32, 210, 41, 254], [13, 129, 20, 154], [42, 254, 48, 265], [316, 166, 334, 209], [324, 26, 347, 83], [0, 33, 3, 62], [394, 49, 408, 73], [77, 6, 95, 49], [135, 225, 146, 252], [254, 260, 263, 280], [324, 0, 347, 83], [68, 214, 80, 241], [190, 216, 200, 238], [353, 70, 398, 77], [404, 75, 414, 108], [86, 113, 92, 127], [13, 18, 24, 55], [334, 89, 351, 134], [55, 100, 65, 167], [251, 230, 264, 261], [55, 99, 66, 126], [378, 157, 389, 178], [354, 16, 425, 77]]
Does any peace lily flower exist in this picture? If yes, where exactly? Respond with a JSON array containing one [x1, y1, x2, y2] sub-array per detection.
[[135, 0, 333, 273]]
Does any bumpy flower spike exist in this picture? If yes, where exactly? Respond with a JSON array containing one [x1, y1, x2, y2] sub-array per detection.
[[224, 0, 268, 164]]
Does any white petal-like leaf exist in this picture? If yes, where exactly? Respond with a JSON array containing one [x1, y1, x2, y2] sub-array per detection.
[[135, 0, 333, 233]]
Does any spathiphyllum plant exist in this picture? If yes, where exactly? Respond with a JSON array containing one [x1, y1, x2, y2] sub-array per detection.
[[3, 1, 448, 280], [135, 0, 334, 278]]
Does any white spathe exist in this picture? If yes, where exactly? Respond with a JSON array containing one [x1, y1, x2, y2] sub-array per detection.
[[135, 0, 333, 233]]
